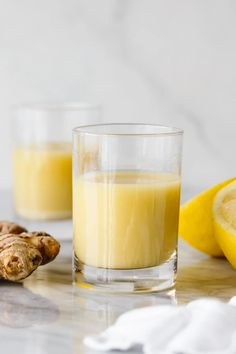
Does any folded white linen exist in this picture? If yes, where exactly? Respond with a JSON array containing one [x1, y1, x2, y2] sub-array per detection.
[[84, 297, 236, 354]]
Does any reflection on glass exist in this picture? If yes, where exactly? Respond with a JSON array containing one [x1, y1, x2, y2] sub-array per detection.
[[73, 123, 183, 292]]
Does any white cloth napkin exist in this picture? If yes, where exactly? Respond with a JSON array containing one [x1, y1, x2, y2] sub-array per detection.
[[84, 297, 236, 354]]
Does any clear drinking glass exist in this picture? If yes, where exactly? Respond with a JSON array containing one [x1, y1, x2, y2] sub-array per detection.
[[73, 123, 183, 293], [12, 103, 101, 220]]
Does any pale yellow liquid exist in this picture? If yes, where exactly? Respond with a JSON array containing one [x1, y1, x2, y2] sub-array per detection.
[[73, 171, 181, 269], [13, 143, 72, 220]]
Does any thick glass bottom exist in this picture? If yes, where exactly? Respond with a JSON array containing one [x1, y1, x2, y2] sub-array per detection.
[[15, 208, 72, 221], [73, 251, 177, 293]]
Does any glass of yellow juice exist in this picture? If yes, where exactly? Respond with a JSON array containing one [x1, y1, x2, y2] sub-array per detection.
[[12, 103, 100, 220], [73, 123, 183, 293]]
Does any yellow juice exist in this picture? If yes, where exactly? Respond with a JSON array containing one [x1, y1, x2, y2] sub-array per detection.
[[73, 171, 181, 269], [13, 143, 72, 220]]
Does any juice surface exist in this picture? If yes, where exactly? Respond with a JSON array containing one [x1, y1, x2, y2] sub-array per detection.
[[13, 143, 72, 220], [73, 171, 181, 269]]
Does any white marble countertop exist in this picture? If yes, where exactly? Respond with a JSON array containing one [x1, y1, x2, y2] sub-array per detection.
[[0, 240, 177, 354], [2, 240, 236, 354], [1, 191, 236, 354]]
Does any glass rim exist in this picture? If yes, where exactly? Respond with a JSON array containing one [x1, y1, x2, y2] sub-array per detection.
[[11, 102, 100, 112], [73, 123, 183, 137]]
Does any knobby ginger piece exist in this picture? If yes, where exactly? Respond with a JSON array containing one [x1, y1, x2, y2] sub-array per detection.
[[20, 232, 60, 265], [0, 234, 42, 281], [0, 221, 60, 281], [0, 221, 27, 235]]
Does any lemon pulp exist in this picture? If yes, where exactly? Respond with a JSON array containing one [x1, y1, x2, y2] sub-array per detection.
[[179, 178, 235, 256], [213, 180, 236, 268]]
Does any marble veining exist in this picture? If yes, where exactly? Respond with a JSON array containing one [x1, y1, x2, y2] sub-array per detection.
[[0, 0, 235, 192], [0, 2, 236, 349], [0, 185, 235, 353], [0, 238, 234, 354]]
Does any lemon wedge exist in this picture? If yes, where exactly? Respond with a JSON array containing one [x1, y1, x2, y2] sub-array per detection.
[[179, 178, 235, 256], [213, 180, 236, 268]]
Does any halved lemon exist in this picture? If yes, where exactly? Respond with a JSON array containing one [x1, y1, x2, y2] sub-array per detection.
[[179, 178, 235, 256], [213, 180, 236, 268]]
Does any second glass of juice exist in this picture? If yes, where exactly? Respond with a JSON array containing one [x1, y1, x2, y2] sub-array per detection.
[[73, 123, 183, 293], [12, 103, 100, 220]]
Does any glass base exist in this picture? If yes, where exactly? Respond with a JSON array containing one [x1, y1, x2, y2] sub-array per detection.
[[15, 208, 72, 221], [73, 251, 177, 294]]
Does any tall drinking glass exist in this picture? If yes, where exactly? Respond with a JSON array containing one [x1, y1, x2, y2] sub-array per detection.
[[73, 124, 183, 293], [12, 103, 101, 220]]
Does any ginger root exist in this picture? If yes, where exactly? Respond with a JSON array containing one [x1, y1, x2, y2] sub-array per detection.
[[0, 221, 60, 281], [0, 221, 27, 235]]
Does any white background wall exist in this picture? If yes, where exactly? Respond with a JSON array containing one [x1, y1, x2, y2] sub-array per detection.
[[0, 0, 235, 192]]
